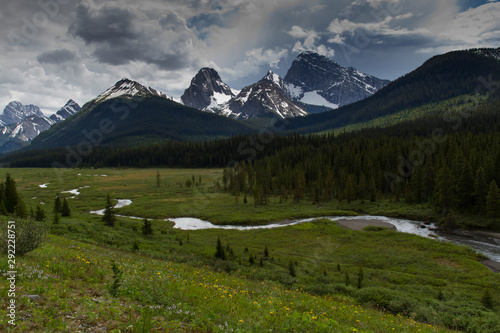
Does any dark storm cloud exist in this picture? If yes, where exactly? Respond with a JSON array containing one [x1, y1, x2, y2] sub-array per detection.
[[37, 49, 76, 64], [69, 3, 139, 45], [68, 2, 194, 70]]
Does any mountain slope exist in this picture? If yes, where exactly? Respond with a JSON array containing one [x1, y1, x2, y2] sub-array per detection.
[[283, 52, 390, 108], [27, 79, 254, 151], [285, 47, 500, 134]]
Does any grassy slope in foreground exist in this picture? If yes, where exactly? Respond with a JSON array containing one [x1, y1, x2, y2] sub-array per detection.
[[1, 233, 452, 333]]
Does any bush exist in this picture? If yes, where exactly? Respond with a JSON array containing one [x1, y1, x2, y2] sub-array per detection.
[[354, 287, 397, 309], [0, 219, 48, 256]]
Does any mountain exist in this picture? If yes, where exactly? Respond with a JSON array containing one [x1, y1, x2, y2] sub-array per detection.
[[0, 115, 55, 153], [181, 68, 236, 111], [0, 101, 45, 126], [49, 100, 81, 123], [285, 47, 500, 134], [219, 79, 307, 119], [181, 53, 389, 119], [181, 68, 307, 119], [27, 79, 254, 151], [283, 51, 390, 108], [90, 78, 167, 105]]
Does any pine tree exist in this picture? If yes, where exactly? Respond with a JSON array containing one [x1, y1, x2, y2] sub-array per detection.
[[288, 261, 296, 277], [369, 176, 377, 202], [486, 181, 500, 224], [61, 197, 71, 217], [14, 199, 28, 218], [435, 164, 456, 216], [35, 204, 46, 221], [474, 167, 488, 215], [142, 218, 153, 236], [345, 174, 356, 203], [54, 193, 62, 213], [357, 267, 364, 289], [264, 245, 269, 258], [0, 196, 7, 216], [4, 173, 19, 214], [102, 194, 116, 227], [215, 237, 226, 260], [457, 162, 474, 211]]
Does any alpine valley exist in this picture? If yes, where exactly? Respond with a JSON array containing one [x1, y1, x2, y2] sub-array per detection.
[[2, 47, 500, 333]]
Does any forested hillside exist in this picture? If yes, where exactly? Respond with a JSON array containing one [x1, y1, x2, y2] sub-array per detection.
[[285, 49, 500, 134]]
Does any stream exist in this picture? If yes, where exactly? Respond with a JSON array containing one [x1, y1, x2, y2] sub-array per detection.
[[89, 199, 500, 262], [170, 215, 500, 262]]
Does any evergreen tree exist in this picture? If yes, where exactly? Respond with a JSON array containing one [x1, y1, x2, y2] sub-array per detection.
[[61, 197, 71, 217], [142, 218, 153, 236], [54, 193, 62, 213], [102, 194, 116, 227], [215, 237, 226, 260], [0, 193, 7, 216], [457, 162, 474, 211], [435, 164, 456, 215], [345, 174, 356, 203], [4, 173, 19, 214], [156, 171, 161, 188], [474, 167, 488, 215], [369, 176, 377, 202], [14, 199, 28, 218], [264, 245, 269, 258], [357, 267, 364, 289], [288, 261, 296, 277], [486, 181, 500, 223], [35, 204, 46, 221]]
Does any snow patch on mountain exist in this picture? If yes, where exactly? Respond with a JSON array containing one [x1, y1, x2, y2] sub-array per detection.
[[300, 91, 339, 109]]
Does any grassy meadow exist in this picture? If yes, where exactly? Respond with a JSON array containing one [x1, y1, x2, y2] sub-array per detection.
[[1, 168, 499, 332]]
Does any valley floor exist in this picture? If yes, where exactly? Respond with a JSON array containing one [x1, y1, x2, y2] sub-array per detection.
[[0, 168, 499, 332]]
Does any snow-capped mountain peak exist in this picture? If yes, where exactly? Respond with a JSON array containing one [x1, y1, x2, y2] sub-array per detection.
[[181, 68, 235, 111], [92, 78, 167, 104], [220, 81, 307, 120], [283, 52, 390, 108], [49, 99, 81, 123], [0, 101, 45, 126]]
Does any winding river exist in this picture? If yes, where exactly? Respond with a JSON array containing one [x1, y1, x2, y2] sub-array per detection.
[[90, 199, 500, 262]]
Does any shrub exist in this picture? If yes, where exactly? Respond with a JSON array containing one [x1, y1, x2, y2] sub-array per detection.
[[0, 219, 48, 256], [354, 287, 397, 309]]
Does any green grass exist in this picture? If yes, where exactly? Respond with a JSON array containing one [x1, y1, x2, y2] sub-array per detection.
[[1, 233, 455, 332], [1, 168, 499, 332]]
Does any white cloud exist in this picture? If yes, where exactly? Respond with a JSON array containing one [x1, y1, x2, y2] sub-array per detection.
[[221, 47, 289, 80], [288, 25, 335, 58]]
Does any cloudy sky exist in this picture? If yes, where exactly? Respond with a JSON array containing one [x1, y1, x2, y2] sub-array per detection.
[[1, 0, 500, 114]]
